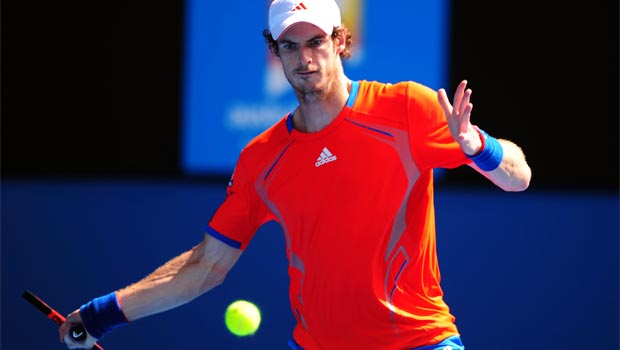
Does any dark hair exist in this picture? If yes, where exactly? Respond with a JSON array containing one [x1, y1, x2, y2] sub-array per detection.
[[262, 25, 353, 59]]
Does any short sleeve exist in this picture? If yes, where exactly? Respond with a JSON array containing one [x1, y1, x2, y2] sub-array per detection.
[[407, 81, 469, 171], [207, 150, 273, 250]]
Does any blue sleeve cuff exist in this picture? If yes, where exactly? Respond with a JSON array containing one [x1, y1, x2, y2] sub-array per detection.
[[467, 128, 504, 171], [205, 225, 242, 249]]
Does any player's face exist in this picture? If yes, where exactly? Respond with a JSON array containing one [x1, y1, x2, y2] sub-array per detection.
[[276, 23, 341, 99]]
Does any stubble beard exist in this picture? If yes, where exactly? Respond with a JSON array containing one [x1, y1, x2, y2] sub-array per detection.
[[286, 69, 338, 104]]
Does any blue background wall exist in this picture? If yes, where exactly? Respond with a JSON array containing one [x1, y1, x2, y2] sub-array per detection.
[[2, 180, 618, 349], [2, 0, 618, 349]]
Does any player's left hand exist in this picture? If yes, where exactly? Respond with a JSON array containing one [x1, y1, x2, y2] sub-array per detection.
[[437, 79, 483, 156]]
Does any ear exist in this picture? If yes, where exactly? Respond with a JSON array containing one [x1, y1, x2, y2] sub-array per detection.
[[333, 30, 346, 55], [269, 43, 281, 58]]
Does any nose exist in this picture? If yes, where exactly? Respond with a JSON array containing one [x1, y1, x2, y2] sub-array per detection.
[[298, 46, 312, 67]]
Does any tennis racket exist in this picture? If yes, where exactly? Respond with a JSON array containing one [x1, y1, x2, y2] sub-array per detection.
[[22, 289, 104, 350]]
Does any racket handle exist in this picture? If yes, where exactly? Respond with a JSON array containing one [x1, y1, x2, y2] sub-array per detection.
[[69, 324, 104, 350]]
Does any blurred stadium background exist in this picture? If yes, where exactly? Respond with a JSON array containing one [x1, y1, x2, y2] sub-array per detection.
[[2, 1, 618, 349]]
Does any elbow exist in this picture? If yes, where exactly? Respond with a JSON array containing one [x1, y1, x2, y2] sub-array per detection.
[[178, 264, 228, 302], [191, 235, 242, 296], [180, 247, 229, 299], [197, 254, 234, 294], [517, 165, 532, 191], [197, 268, 228, 294], [208, 266, 229, 288], [495, 141, 532, 192], [507, 178, 530, 192], [504, 166, 532, 192]]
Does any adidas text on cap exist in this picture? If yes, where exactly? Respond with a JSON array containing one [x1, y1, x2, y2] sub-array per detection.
[[268, 0, 342, 40]]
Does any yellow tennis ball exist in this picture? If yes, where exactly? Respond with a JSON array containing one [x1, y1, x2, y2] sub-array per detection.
[[225, 300, 261, 336]]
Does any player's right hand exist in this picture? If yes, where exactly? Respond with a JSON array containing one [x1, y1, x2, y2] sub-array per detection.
[[59, 309, 99, 349]]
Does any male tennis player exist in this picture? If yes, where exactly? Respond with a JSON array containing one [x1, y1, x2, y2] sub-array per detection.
[[60, 0, 531, 349]]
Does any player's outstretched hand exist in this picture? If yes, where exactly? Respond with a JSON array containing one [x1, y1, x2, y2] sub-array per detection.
[[437, 79, 483, 156], [59, 309, 98, 349]]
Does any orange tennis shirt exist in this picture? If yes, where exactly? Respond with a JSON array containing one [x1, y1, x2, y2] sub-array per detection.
[[208, 80, 470, 349]]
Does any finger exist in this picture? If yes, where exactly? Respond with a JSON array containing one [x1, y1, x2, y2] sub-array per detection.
[[59, 321, 68, 343], [452, 80, 467, 114], [63, 332, 74, 348], [459, 103, 473, 134], [64, 332, 82, 349], [458, 88, 472, 116], [59, 312, 76, 343], [436, 88, 453, 116]]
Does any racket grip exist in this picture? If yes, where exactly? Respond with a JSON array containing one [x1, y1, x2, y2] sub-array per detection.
[[69, 324, 104, 350]]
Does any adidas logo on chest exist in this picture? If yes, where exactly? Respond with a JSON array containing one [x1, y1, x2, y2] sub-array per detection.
[[315, 147, 337, 167]]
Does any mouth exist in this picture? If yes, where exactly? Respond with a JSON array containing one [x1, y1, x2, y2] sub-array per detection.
[[295, 68, 318, 76]]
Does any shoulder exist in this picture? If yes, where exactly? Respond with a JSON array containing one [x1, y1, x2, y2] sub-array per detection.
[[244, 114, 290, 150], [236, 114, 292, 172], [355, 80, 437, 109], [351, 80, 439, 123], [358, 80, 436, 98]]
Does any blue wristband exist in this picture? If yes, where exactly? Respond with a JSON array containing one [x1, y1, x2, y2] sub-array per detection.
[[79, 292, 129, 339], [467, 128, 504, 171]]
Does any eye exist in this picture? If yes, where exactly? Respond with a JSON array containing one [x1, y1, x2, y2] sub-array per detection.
[[280, 42, 297, 51], [309, 39, 323, 47]]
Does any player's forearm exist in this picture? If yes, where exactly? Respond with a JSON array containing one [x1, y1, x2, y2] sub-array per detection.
[[482, 139, 531, 192], [62, 235, 242, 345], [116, 241, 226, 321]]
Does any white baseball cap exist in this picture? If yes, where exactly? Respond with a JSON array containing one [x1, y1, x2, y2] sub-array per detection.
[[268, 0, 342, 40]]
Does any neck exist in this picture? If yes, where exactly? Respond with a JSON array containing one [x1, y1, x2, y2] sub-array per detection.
[[293, 76, 352, 133]]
